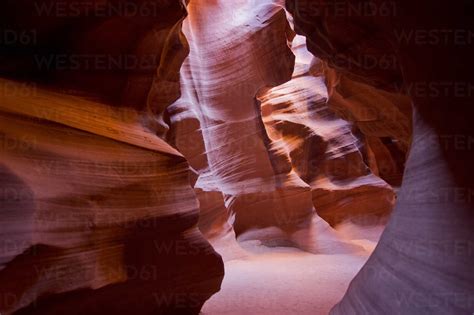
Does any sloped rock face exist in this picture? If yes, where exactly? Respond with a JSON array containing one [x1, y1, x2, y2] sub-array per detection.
[[0, 1, 224, 314], [287, 0, 474, 313]]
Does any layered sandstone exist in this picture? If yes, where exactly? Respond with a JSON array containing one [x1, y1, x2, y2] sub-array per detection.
[[168, 0, 392, 255], [287, 0, 474, 313], [2, 0, 471, 313], [0, 79, 224, 315], [168, 0, 312, 243], [0, 1, 224, 314], [258, 34, 396, 226]]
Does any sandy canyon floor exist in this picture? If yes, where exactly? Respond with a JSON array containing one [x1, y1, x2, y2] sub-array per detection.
[[202, 224, 381, 315]]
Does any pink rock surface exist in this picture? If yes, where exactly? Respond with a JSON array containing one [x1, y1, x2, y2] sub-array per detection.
[[169, 0, 396, 255]]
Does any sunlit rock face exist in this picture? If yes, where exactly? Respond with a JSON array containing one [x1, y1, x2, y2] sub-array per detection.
[[168, 0, 400, 255], [284, 0, 413, 188], [323, 66, 412, 187], [169, 0, 315, 247], [258, 35, 396, 226], [0, 1, 224, 314], [0, 81, 224, 315], [287, 0, 474, 313]]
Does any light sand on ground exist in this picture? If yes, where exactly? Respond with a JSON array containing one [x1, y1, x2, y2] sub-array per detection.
[[202, 238, 373, 315]]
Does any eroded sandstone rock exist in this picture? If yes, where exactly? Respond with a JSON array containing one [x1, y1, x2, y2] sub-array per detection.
[[259, 34, 396, 226], [168, 0, 394, 256], [0, 1, 224, 313], [0, 79, 224, 315], [287, 0, 474, 313]]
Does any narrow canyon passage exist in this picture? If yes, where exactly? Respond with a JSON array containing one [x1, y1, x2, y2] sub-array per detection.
[[170, 0, 401, 251], [169, 1, 405, 313], [0, 0, 472, 314]]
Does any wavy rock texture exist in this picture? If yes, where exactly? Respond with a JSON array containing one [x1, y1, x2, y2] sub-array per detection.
[[0, 79, 224, 315], [322, 66, 412, 186], [284, 0, 413, 187], [287, 0, 474, 313], [2, 0, 471, 313], [169, 0, 309, 242], [167, 0, 402, 260], [258, 34, 396, 226], [0, 1, 224, 313]]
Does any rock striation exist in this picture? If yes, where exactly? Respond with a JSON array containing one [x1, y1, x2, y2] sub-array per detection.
[[2, 0, 471, 313], [0, 78, 224, 315], [258, 34, 397, 227], [0, 1, 224, 314], [287, 0, 474, 313], [168, 0, 400, 254]]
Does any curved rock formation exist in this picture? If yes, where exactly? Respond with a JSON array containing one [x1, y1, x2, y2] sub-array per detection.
[[258, 34, 396, 227], [322, 66, 412, 186], [168, 0, 388, 254], [287, 0, 474, 313], [0, 1, 224, 314], [168, 0, 312, 242], [0, 79, 224, 315], [285, 0, 413, 187], [2, 0, 471, 313]]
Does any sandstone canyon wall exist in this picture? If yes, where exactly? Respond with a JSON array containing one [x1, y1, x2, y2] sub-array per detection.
[[258, 33, 406, 227], [287, 0, 474, 313], [168, 0, 406, 256], [0, 1, 224, 314], [1, 0, 471, 314]]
